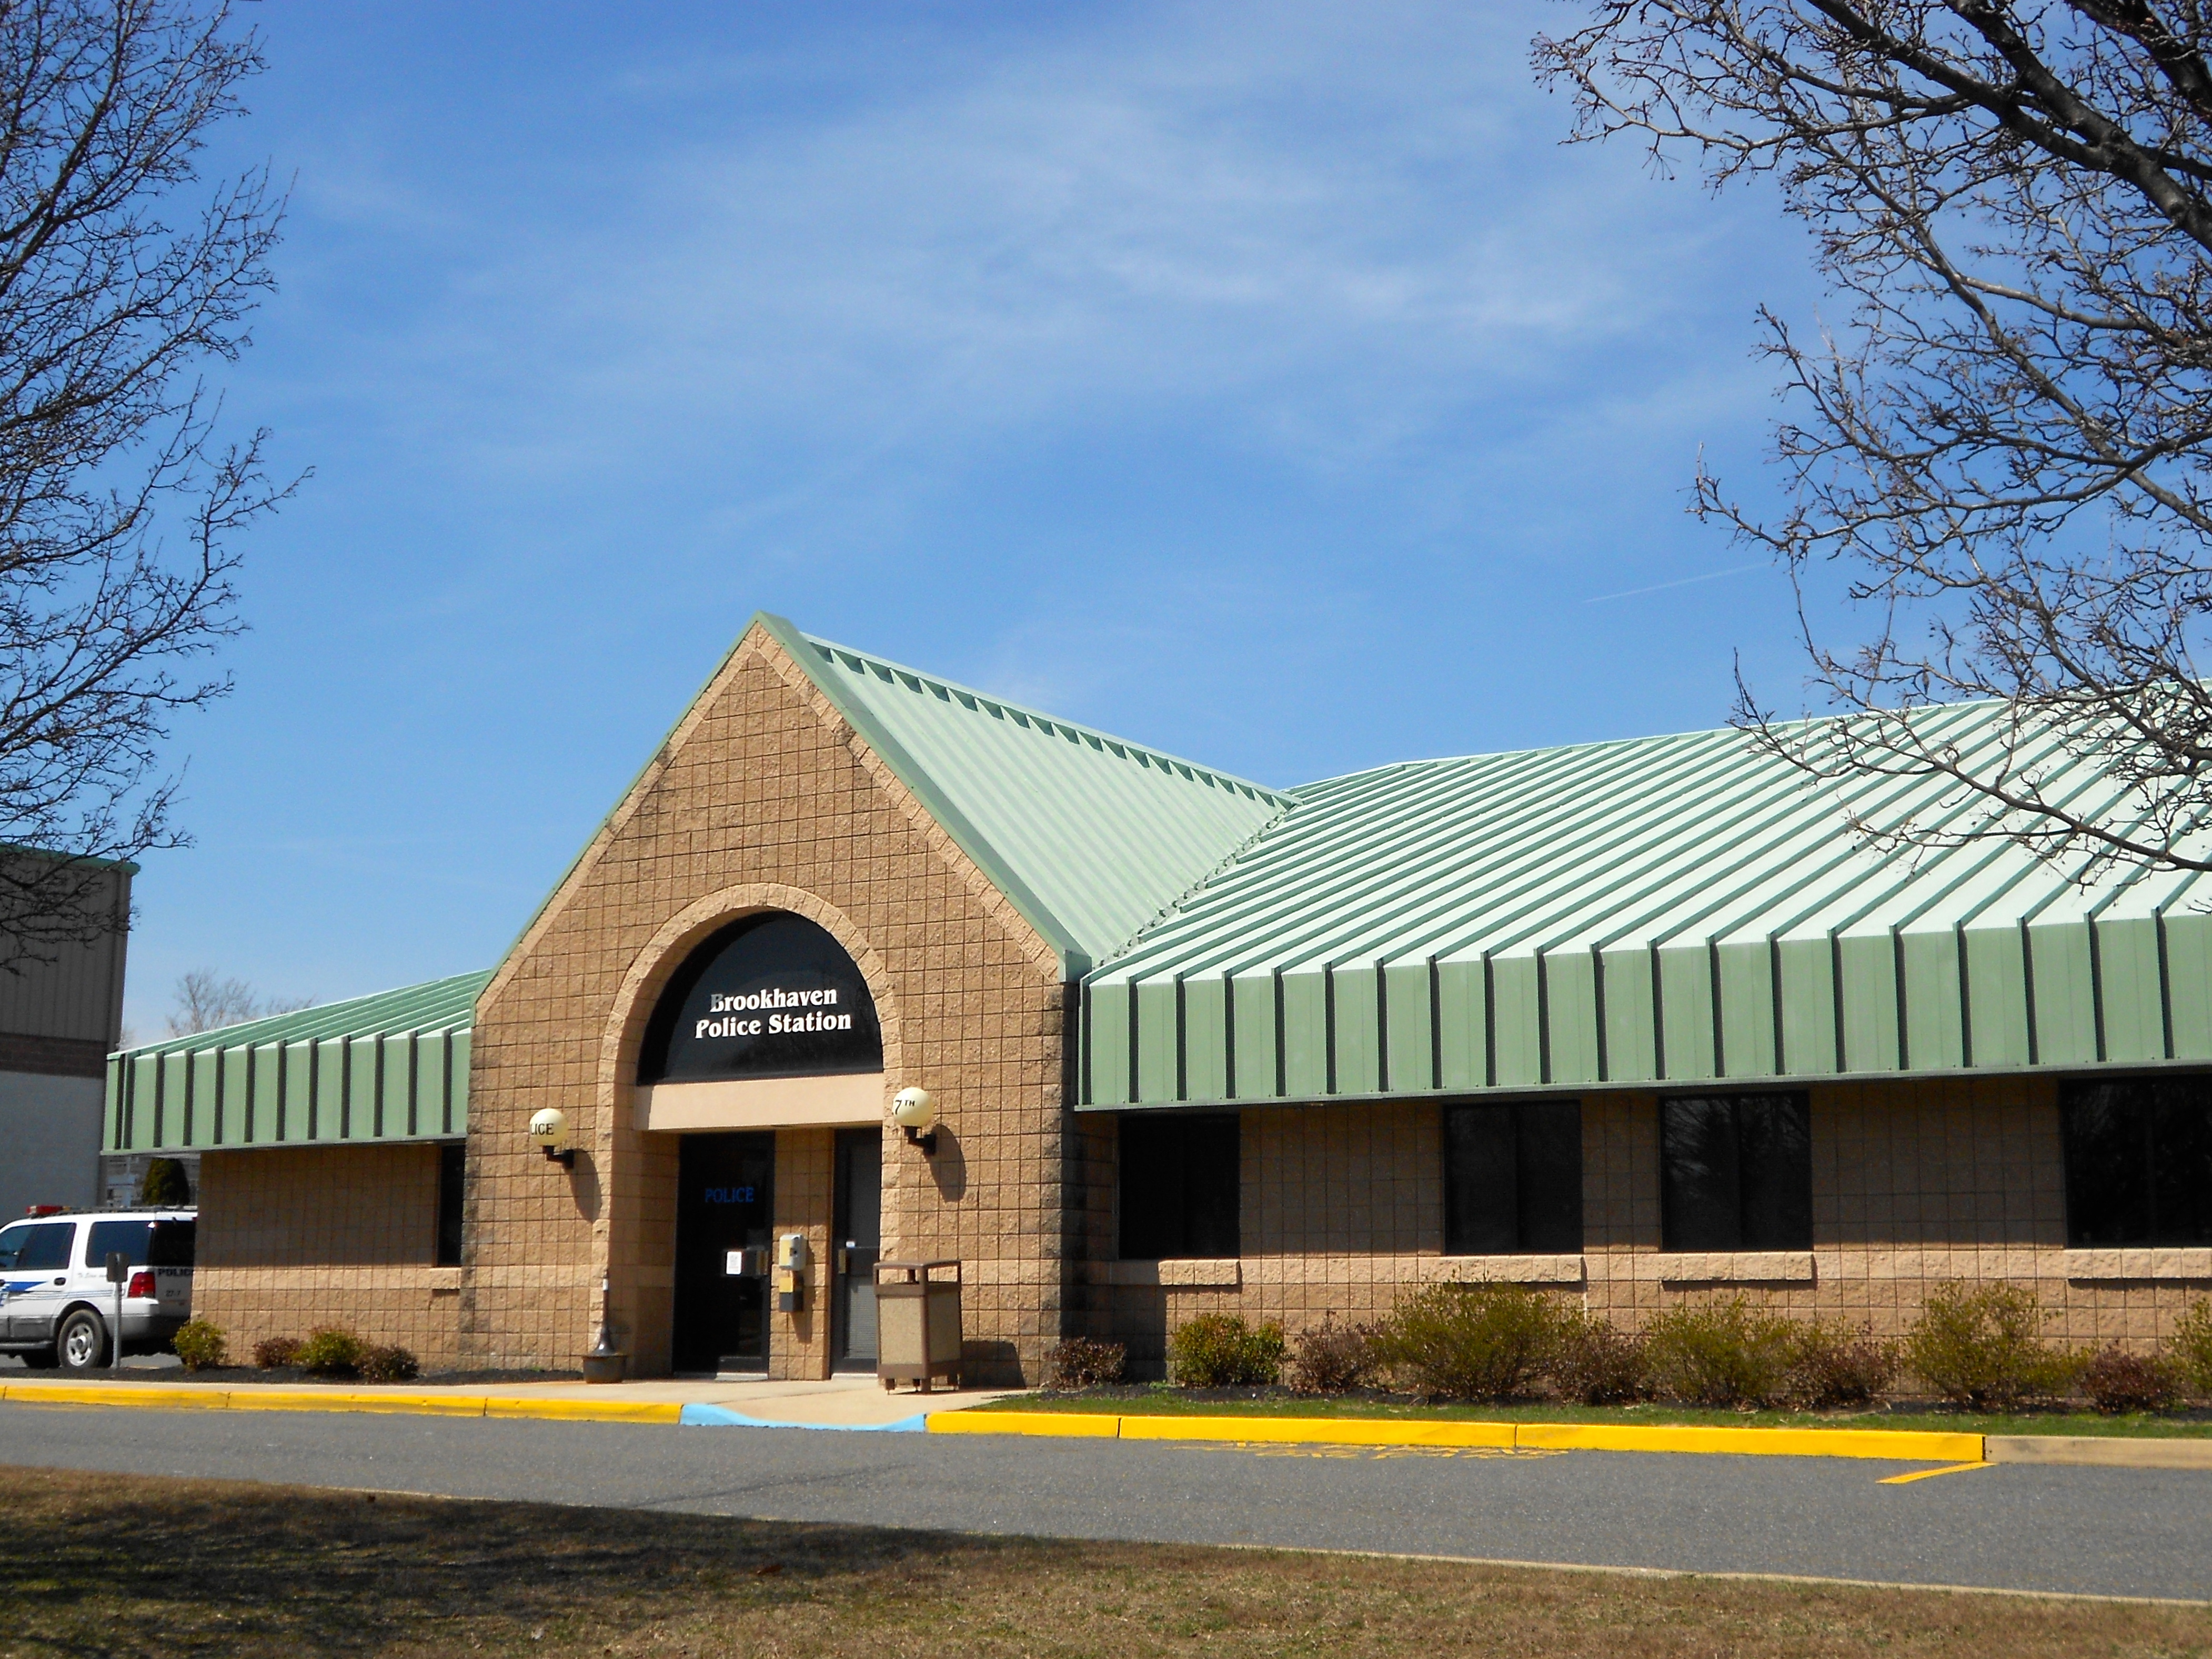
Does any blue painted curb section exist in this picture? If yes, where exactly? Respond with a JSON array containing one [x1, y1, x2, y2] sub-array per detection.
[[679, 1403, 928, 1432]]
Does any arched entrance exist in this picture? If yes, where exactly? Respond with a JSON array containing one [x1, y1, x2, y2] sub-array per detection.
[[638, 911, 886, 1375]]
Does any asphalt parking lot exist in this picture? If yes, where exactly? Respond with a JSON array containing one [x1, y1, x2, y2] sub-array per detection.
[[3, 1400, 2208, 1601]]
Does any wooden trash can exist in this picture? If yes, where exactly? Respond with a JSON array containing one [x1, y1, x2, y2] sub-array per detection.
[[874, 1259, 962, 1391]]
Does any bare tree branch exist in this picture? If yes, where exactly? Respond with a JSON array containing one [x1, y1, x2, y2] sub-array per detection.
[[0, 0, 294, 971], [164, 964, 304, 1035], [1536, 0, 2212, 877]]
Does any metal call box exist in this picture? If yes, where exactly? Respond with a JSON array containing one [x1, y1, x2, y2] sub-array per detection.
[[774, 1231, 807, 1313]]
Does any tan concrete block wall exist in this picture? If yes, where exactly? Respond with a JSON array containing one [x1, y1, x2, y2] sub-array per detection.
[[193, 1145, 465, 1368], [465, 624, 1069, 1383], [1093, 1075, 2212, 1372], [770, 1127, 832, 1379]]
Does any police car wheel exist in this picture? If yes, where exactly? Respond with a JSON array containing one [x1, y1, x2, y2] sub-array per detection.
[[56, 1310, 108, 1372]]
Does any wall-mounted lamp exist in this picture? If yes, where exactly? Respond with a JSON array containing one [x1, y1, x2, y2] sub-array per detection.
[[891, 1086, 937, 1155], [528, 1106, 575, 1168]]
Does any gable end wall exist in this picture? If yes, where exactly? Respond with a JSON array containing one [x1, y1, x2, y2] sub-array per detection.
[[460, 622, 1070, 1381]]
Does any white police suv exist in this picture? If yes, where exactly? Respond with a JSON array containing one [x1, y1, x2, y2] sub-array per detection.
[[0, 1208, 196, 1372]]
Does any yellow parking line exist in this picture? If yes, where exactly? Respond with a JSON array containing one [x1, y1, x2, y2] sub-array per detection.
[[1878, 1461, 1995, 1485]]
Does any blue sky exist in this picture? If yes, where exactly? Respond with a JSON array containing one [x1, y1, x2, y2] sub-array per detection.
[[120, 0, 1828, 1035]]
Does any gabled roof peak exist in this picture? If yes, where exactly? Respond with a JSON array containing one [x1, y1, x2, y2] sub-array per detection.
[[800, 632, 1289, 808]]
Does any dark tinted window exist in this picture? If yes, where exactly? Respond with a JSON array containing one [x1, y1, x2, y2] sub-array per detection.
[[1444, 1101, 1583, 1254], [1661, 1094, 1812, 1251], [86, 1220, 152, 1268], [436, 1143, 465, 1267], [148, 1219, 195, 1268], [1119, 1114, 1239, 1259], [0, 1222, 74, 1272], [2062, 1077, 2212, 1246]]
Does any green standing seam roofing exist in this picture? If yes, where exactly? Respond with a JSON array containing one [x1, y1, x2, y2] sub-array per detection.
[[103, 619, 2212, 1153], [100, 616, 1288, 1152], [763, 616, 1291, 971], [1080, 699, 2212, 1109], [105, 970, 489, 1153]]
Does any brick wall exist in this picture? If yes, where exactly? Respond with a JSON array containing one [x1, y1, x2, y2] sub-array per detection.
[[1090, 1074, 2212, 1371], [465, 622, 1068, 1383], [193, 1144, 464, 1367]]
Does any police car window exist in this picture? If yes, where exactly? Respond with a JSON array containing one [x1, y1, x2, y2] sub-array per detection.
[[0, 1223, 73, 1271], [148, 1220, 195, 1267], [87, 1220, 153, 1267]]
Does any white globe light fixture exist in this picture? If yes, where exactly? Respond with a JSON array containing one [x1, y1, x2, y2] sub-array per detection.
[[528, 1105, 575, 1168], [891, 1085, 937, 1155]]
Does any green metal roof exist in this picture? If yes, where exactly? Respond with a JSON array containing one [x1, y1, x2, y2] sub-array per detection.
[[1081, 699, 2212, 1108], [105, 970, 489, 1153], [108, 618, 2212, 1147], [759, 616, 1290, 972]]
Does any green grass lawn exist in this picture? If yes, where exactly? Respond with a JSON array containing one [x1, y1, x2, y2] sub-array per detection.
[[963, 1387, 2212, 1437]]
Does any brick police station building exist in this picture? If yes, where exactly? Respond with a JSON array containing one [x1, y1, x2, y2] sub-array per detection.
[[104, 614, 2212, 1382]]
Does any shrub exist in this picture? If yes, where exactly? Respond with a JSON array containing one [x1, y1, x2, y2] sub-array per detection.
[[2170, 1299, 2212, 1400], [169, 1319, 227, 1372], [2081, 1345, 2181, 1415], [1372, 1283, 1563, 1402], [357, 1344, 420, 1385], [1286, 1316, 1380, 1395], [1903, 1281, 2080, 1411], [1783, 1323, 1899, 1410], [1549, 1312, 1648, 1405], [1643, 1298, 1797, 1409], [252, 1335, 303, 1370], [295, 1326, 366, 1379], [136, 1157, 190, 1206], [1167, 1314, 1284, 1389], [1042, 1337, 1127, 1389]]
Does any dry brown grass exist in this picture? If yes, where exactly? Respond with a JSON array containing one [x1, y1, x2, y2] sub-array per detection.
[[2, 1465, 2207, 1658]]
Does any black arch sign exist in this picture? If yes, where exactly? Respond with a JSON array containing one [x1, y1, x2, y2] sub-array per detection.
[[639, 913, 883, 1084]]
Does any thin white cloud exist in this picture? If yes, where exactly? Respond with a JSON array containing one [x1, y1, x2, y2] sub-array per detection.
[[272, 1, 1782, 502]]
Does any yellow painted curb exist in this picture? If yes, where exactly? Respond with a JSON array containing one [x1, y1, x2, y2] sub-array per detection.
[[928, 1410, 1122, 1438], [483, 1398, 682, 1424], [1, 1384, 233, 1411], [930, 1411, 1985, 1464], [1121, 1414, 1516, 1449], [0, 1383, 681, 1425], [228, 1390, 490, 1418], [1514, 1423, 1984, 1463]]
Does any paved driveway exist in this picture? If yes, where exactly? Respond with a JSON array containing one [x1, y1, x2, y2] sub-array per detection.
[[3, 1401, 2206, 1602]]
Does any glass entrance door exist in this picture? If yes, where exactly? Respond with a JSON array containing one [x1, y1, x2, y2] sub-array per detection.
[[832, 1128, 881, 1370], [673, 1132, 774, 1374]]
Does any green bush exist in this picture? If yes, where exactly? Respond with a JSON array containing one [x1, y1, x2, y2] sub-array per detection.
[[169, 1319, 227, 1372], [1783, 1323, 1899, 1410], [136, 1159, 190, 1212], [1903, 1282, 2080, 1411], [295, 1326, 366, 1379], [1643, 1298, 1797, 1409], [1285, 1316, 1380, 1395], [1372, 1283, 1563, 1402], [2081, 1345, 2181, 1415], [357, 1344, 420, 1384], [137, 1157, 191, 1206], [252, 1335, 302, 1370], [1167, 1314, 1284, 1388], [2169, 1299, 2212, 1400], [1548, 1312, 1648, 1404], [1042, 1337, 1127, 1389]]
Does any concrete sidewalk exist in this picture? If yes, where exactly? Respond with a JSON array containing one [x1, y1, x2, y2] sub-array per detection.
[[0, 1372, 1013, 1426]]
